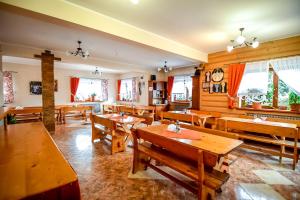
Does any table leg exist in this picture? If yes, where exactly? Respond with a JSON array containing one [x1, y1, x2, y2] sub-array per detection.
[[4, 116, 7, 132]]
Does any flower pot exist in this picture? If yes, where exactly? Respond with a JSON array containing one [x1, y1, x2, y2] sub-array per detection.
[[91, 96, 95, 102], [290, 104, 298, 111], [252, 102, 262, 110]]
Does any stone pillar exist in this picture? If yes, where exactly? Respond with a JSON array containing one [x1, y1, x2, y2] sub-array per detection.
[[34, 50, 61, 133], [0, 45, 3, 107]]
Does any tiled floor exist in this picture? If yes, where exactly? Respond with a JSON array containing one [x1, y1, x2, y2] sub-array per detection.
[[52, 120, 300, 200]]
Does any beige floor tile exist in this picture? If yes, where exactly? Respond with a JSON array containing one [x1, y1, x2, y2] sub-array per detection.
[[234, 186, 252, 200], [253, 170, 295, 185], [240, 183, 285, 200]]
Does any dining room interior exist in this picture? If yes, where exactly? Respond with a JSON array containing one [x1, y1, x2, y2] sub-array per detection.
[[0, 0, 300, 200]]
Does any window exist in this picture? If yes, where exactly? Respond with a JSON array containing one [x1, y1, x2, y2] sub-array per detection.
[[171, 75, 192, 101], [75, 78, 108, 101], [238, 58, 300, 109], [120, 79, 133, 101]]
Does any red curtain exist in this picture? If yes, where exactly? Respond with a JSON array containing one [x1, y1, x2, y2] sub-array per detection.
[[116, 80, 121, 101], [228, 63, 246, 108], [70, 77, 80, 102], [167, 76, 174, 101]]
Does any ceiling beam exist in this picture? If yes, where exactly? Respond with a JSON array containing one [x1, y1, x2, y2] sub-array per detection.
[[0, 0, 207, 62]]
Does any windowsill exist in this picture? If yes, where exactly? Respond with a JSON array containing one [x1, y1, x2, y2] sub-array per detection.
[[74, 101, 105, 103], [236, 107, 300, 114]]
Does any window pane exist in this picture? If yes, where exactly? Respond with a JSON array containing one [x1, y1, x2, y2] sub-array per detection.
[[120, 79, 133, 101], [278, 79, 290, 107], [76, 78, 103, 101], [171, 75, 192, 101]]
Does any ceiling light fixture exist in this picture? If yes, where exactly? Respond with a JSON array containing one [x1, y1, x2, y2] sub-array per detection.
[[158, 61, 172, 73], [130, 0, 139, 4], [66, 41, 90, 59], [227, 28, 259, 52], [92, 67, 102, 76]]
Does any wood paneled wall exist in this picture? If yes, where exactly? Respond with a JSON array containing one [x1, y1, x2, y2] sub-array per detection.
[[200, 35, 300, 116]]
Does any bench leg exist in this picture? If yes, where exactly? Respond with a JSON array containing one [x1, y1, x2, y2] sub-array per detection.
[[111, 135, 125, 155], [204, 187, 216, 200]]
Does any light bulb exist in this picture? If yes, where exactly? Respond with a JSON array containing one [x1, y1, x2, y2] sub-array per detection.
[[157, 68, 162, 72], [227, 45, 233, 52], [130, 0, 139, 4], [169, 67, 173, 71], [236, 35, 245, 44], [252, 40, 259, 48]]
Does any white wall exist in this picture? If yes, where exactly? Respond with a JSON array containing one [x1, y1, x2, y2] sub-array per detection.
[[3, 63, 118, 107]]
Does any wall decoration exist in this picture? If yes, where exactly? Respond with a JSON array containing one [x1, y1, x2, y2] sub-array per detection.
[[202, 82, 210, 89], [213, 84, 222, 93], [211, 68, 224, 82], [209, 83, 214, 93], [30, 81, 42, 95], [204, 71, 211, 82], [221, 82, 227, 93], [54, 80, 58, 92]]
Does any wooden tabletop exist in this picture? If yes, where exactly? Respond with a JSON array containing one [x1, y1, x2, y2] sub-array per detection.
[[220, 117, 298, 129], [0, 122, 78, 199], [134, 106, 155, 111], [137, 124, 243, 156], [97, 114, 144, 125], [168, 110, 212, 118]]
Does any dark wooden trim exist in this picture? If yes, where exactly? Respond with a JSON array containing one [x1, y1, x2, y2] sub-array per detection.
[[273, 71, 279, 108]]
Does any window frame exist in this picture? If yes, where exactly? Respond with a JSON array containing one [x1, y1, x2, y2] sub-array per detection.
[[74, 78, 107, 102], [239, 66, 293, 110]]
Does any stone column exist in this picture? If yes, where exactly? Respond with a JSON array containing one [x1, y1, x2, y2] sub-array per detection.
[[34, 50, 61, 133], [0, 45, 3, 107]]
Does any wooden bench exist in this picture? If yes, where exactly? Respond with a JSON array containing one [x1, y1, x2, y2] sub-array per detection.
[[218, 117, 299, 170], [8, 107, 43, 123], [61, 106, 92, 124], [132, 128, 231, 200], [90, 114, 126, 154]]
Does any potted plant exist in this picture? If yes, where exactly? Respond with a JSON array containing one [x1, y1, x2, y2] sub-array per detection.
[[289, 91, 300, 112], [91, 93, 96, 102]]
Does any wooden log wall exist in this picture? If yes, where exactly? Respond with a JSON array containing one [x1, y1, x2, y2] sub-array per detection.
[[200, 35, 300, 116]]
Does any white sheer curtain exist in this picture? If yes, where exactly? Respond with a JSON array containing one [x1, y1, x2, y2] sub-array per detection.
[[238, 61, 269, 96], [269, 56, 300, 95]]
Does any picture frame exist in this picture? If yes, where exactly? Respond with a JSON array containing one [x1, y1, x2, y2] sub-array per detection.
[[30, 81, 42, 95]]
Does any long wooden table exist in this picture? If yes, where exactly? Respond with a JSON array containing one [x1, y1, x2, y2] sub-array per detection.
[[219, 116, 299, 169], [97, 114, 145, 145], [168, 110, 212, 127], [137, 124, 243, 168], [0, 122, 80, 199]]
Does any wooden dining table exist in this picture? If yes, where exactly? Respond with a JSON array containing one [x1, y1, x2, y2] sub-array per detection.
[[137, 124, 243, 169], [168, 110, 212, 127], [97, 113, 145, 145], [134, 105, 155, 116], [0, 122, 80, 199]]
